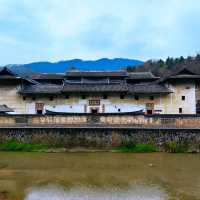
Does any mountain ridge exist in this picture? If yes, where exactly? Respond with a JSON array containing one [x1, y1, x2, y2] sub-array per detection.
[[4, 58, 143, 74]]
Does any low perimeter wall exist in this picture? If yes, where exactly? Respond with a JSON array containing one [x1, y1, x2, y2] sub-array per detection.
[[0, 114, 199, 152], [0, 113, 200, 128]]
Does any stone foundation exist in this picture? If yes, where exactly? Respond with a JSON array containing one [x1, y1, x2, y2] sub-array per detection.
[[0, 127, 199, 152]]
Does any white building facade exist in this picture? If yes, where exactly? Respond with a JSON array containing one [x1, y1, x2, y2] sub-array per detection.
[[0, 67, 198, 115]]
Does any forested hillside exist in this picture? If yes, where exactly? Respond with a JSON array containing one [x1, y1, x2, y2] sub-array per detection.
[[127, 54, 200, 77]]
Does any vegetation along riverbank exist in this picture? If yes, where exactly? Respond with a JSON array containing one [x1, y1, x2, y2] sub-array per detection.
[[0, 139, 197, 153]]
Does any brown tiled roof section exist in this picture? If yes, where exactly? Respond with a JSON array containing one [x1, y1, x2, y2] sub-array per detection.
[[19, 84, 62, 94], [63, 83, 128, 93], [30, 73, 65, 80], [128, 83, 172, 94], [127, 72, 159, 80], [66, 70, 128, 77]]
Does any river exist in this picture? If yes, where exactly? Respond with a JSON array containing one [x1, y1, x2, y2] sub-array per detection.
[[0, 152, 199, 200]]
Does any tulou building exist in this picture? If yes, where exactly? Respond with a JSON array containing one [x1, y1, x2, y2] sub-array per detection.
[[0, 66, 199, 115]]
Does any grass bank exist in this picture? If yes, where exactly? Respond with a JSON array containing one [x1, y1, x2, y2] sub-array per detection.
[[114, 143, 157, 153], [0, 140, 49, 152], [0, 140, 191, 153]]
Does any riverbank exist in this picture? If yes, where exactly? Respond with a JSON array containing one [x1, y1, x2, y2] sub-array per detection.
[[0, 140, 198, 153], [0, 128, 200, 153]]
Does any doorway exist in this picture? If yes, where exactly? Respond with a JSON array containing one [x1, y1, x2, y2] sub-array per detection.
[[146, 103, 154, 115], [90, 107, 99, 114], [35, 103, 44, 115], [147, 109, 153, 115]]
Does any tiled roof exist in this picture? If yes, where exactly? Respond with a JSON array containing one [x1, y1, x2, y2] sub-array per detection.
[[0, 67, 38, 84], [63, 83, 128, 93], [159, 66, 200, 83], [168, 74, 200, 79], [30, 73, 65, 80], [128, 83, 172, 94], [0, 105, 14, 112], [127, 72, 159, 80], [66, 70, 128, 77], [19, 84, 62, 94], [19, 81, 171, 95]]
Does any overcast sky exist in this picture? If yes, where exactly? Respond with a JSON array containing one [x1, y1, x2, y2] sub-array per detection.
[[0, 0, 200, 65]]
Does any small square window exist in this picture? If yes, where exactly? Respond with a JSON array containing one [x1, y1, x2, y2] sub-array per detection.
[[135, 95, 139, 100], [179, 108, 182, 114], [150, 96, 154, 100], [32, 97, 36, 101], [103, 94, 108, 99], [182, 96, 185, 101], [23, 96, 26, 101], [81, 95, 86, 99], [120, 94, 125, 99], [49, 96, 54, 101]]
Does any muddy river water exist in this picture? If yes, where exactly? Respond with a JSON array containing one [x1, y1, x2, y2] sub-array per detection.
[[0, 152, 199, 200]]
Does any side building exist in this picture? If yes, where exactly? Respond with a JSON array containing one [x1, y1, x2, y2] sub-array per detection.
[[0, 66, 199, 115]]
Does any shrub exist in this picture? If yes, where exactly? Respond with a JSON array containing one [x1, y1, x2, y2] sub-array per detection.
[[133, 144, 157, 153], [115, 143, 157, 153], [0, 140, 49, 152], [165, 141, 187, 153], [122, 140, 136, 148]]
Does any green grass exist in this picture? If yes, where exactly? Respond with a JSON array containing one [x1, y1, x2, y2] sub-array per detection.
[[0, 140, 49, 152], [164, 141, 187, 153], [115, 144, 157, 153]]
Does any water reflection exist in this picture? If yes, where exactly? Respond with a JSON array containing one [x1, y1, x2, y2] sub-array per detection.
[[25, 185, 169, 200], [0, 152, 199, 199]]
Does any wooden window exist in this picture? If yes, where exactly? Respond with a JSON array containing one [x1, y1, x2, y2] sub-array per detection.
[[146, 103, 154, 110], [49, 96, 54, 101], [150, 96, 154, 100], [81, 95, 86, 99], [120, 94, 125, 99], [182, 96, 185, 101], [103, 94, 108, 99], [179, 108, 183, 114], [89, 99, 100, 106], [135, 95, 139, 100]]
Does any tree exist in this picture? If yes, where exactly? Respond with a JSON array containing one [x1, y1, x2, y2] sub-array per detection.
[[166, 57, 174, 68], [179, 56, 184, 62], [196, 54, 200, 61], [157, 59, 165, 68]]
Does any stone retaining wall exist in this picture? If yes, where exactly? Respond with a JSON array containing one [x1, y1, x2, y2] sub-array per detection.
[[0, 114, 199, 152], [0, 127, 199, 152]]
